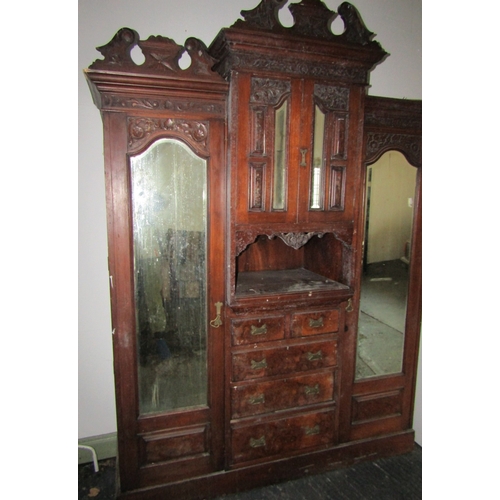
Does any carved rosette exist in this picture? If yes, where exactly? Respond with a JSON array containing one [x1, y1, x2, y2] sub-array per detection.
[[127, 117, 209, 154], [366, 132, 421, 168]]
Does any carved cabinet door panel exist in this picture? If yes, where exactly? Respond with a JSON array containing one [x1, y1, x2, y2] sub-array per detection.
[[232, 74, 362, 226]]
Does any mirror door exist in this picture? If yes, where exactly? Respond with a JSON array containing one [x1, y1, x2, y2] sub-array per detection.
[[355, 151, 417, 379]]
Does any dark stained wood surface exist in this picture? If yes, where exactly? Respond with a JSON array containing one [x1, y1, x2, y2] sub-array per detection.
[[84, 1, 421, 498]]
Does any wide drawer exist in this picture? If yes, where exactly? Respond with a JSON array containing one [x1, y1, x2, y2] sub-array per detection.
[[291, 309, 340, 337], [231, 315, 285, 346], [232, 340, 337, 382], [231, 371, 334, 418], [231, 409, 335, 464]]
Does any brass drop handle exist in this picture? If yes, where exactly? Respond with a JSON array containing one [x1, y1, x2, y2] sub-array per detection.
[[210, 301, 223, 328], [304, 384, 320, 396], [251, 358, 268, 370], [250, 436, 266, 448], [300, 148, 308, 167], [309, 317, 324, 328], [251, 324, 268, 336], [306, 350, 323, 362], [304, 425, 320, 436], [249, 394, 265, 405]]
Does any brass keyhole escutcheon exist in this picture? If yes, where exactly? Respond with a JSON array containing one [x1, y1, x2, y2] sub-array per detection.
[[210, 301, 223, 328], [300, 148, 308, 167]]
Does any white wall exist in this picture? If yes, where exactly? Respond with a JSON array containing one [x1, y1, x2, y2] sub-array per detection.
[[79, 0, 422, 441]]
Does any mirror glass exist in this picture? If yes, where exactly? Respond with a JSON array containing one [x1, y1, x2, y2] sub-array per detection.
[[355, 151, 417, 379], [273, 100, 288, 210], [310, 104, 325, 209], [130, 138, 208, 414]]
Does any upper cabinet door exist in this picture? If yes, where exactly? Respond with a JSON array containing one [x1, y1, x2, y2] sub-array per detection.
[[233, 73, 300, 225], [232, 74, 357, 226]]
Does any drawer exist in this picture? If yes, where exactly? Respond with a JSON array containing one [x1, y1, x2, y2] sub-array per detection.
[[231, 371, 334, 418], [139, 425, 208, 465], [231, 315, 285, 346], [231, 409, 335, 464], [232, 340, 337, 382], [291, 309, 340, 337]]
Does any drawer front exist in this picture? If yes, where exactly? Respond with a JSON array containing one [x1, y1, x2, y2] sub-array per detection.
[[231, 409, 335, 464], [231, 371, 334, 418], [139, 425, 208, 465], [291, 309, 340, 337], [231, 315, 285, 346], [232, 340, 337, 382]]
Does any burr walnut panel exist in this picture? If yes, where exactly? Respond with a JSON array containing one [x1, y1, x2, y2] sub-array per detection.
[[231, 339, 338, 382], [230, 371, 335, 418], [230, 409, 336, 465]]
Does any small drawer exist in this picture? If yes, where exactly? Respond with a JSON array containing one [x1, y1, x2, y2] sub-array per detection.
[[231, 371, 334, 418], [139, 425, 208, 465], [231, 409, 335, 464], [231, 315, 285, 346], [291, 309, 340, 337], [231, 339, 337, 382]]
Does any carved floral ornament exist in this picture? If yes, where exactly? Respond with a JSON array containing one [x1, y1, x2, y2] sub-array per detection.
[[127, 117, 209, 155], [365, 132, 421, 168], [235, 228, 353, 255]]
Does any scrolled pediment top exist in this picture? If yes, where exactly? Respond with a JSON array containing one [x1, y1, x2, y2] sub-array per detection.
[[88, 28, 224, 83], [232, 0, 386, 52]]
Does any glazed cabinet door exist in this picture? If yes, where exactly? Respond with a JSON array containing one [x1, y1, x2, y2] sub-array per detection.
[[232, 74, 357, 226], [105, 113, 226, 491]]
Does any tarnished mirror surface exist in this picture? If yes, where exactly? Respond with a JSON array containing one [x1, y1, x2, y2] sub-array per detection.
[[356, 151, 417, 379], [131, 138, 208, 414], [310, 105, 325, 210], [273, 100, 288, 210]]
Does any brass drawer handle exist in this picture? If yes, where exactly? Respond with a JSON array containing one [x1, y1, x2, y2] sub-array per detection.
[[250, 436, 266, 448], [251, 324, 268, 336], [306, 350, 323, 361], [304, 384, 320, 396], [305, 425, 320, 436], [249, 394, 265, 405], [251, 358, 268, 370], [309, 317, 324, 328]]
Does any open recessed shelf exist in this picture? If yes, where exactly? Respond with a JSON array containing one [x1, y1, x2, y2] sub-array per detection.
[[233, 232, 353, 301], [236, 268, 350, 297]]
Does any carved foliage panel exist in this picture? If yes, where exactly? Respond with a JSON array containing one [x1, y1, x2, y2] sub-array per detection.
[[127, 116, 210, 156]]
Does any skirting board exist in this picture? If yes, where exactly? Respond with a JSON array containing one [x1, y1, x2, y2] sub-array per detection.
[[78, 432, 117, 464]]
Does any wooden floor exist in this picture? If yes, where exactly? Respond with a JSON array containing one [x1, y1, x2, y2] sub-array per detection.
[[79, 444, 421, 499]]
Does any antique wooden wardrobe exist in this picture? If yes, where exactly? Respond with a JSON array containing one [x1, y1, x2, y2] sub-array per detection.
[[85, 1, 421, 498]]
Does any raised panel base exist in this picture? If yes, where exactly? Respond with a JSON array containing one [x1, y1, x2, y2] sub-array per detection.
[[116, 430, 415, 500]]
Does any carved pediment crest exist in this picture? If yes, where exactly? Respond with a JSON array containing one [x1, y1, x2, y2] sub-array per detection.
[[236, 0, 382, 48], [89, 28, 223, 82]]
